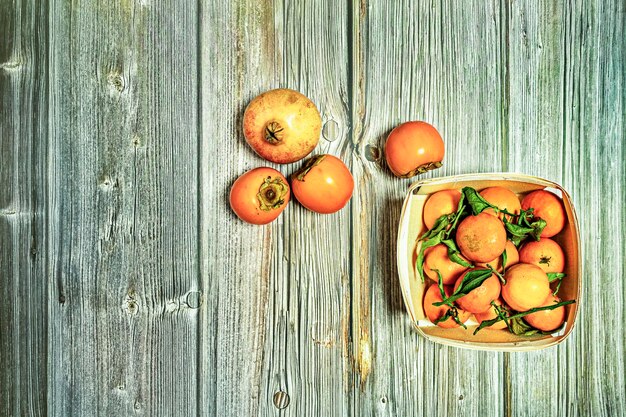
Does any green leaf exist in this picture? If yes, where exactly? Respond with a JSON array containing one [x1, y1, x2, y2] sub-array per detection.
[[432, 305, 467, 329], [501, 249, 508, 274], [509, 235, 523, 247], [504, 215, 547, 246], [518, 208, 535, 227], [441, 239, 473, 268], [433, 268, 446, 301], [548, 272, 567, 296], [419, 214, 451, 241], [452, 268, 493, 295], [415, 232, 444, 282], [528, 219, 547, 241], [462, 187, 498, 215], [509, 317, 540, 336], [503, 218, 534, 237], [473, 299, 575, 335], [547, 272, 567, 282], [433, 268, 493, 306]]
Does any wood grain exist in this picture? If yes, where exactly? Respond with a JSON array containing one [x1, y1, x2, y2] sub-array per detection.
[[199, 2, 277, 416], [199, 1, 352, 416], [48, 0, 200, 415], [350, 1, 506, 416], [0, 1, 48, 416], [562, 1, 625, 415], [1, 0, 625, 415], [505, 1, 567, 415], [255, 1, 353, 416], [506, 1, 625, 416]]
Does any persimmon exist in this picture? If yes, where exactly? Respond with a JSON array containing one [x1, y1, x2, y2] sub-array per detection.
[[523, 295, 566, 331], [423, 284, 471, 328], [519, 238, 565, 273], [229, 168, 290, 224], [243, 89, 321, 164], [521, 190, 566, 238], [477, 240, 519, 271], [479, 186, 521, 220], [291, 154, 353, 214], [456, 212, 507, 263], [422, 189, 461, 230], [501, 263, 551, 311], [423, 244, 469, 285], [453, 270, 501, 314], [474, 299, 508, 330], [385, 121, 444, 178]]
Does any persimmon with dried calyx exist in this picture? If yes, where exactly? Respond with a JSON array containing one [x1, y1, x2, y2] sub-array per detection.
[[291, 154, 353, 214], [229, 167, 290, 225], [243, 89, 321, 164], [385, 121, 444, 178]]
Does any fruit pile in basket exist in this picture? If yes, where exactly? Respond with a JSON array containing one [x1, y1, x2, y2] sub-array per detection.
[[417, 186, 576, 335]]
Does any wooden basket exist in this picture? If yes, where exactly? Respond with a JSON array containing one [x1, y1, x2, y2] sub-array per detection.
[[397, 173, 581, 351]]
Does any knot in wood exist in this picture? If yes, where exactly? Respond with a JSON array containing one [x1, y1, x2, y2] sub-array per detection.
[[107, 71, 126, 93]]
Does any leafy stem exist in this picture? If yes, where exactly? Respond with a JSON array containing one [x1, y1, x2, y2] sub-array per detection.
[[548, 272, 567, 296], [473, 299, 575, 335], [433, 268, 493, 307], [547, 272, 566, 282], [501, 248, 508, 274], [432, 307, 467, 329], [434, 269, 446, 301], [431, 269, 466, 328], [415, 231, 444, 282], [488, 264, 505, 284], [441, 239, 473, 268]]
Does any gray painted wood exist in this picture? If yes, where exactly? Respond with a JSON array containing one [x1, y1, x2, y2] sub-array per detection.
[[506, 1, 625, 416], [0, 1, 48, 416], [47, 0, 200, 415], [200, 2, 352, 416], [350, 2, 506, 416], [0, 0, 624, 416]]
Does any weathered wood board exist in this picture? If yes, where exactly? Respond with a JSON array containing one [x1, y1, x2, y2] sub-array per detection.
[[0, 0, 624, 416]]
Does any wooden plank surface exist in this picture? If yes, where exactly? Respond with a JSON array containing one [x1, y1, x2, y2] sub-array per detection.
[[199, 1, 352, 416], [47, 0, 200, 415], [506, 1, 625, 416], [505, 2, 568, 415], [0, 1, 48, 416], [0, 0, 625, 416], [350, 2, 507, 416], [199, 2, 279, 416]]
